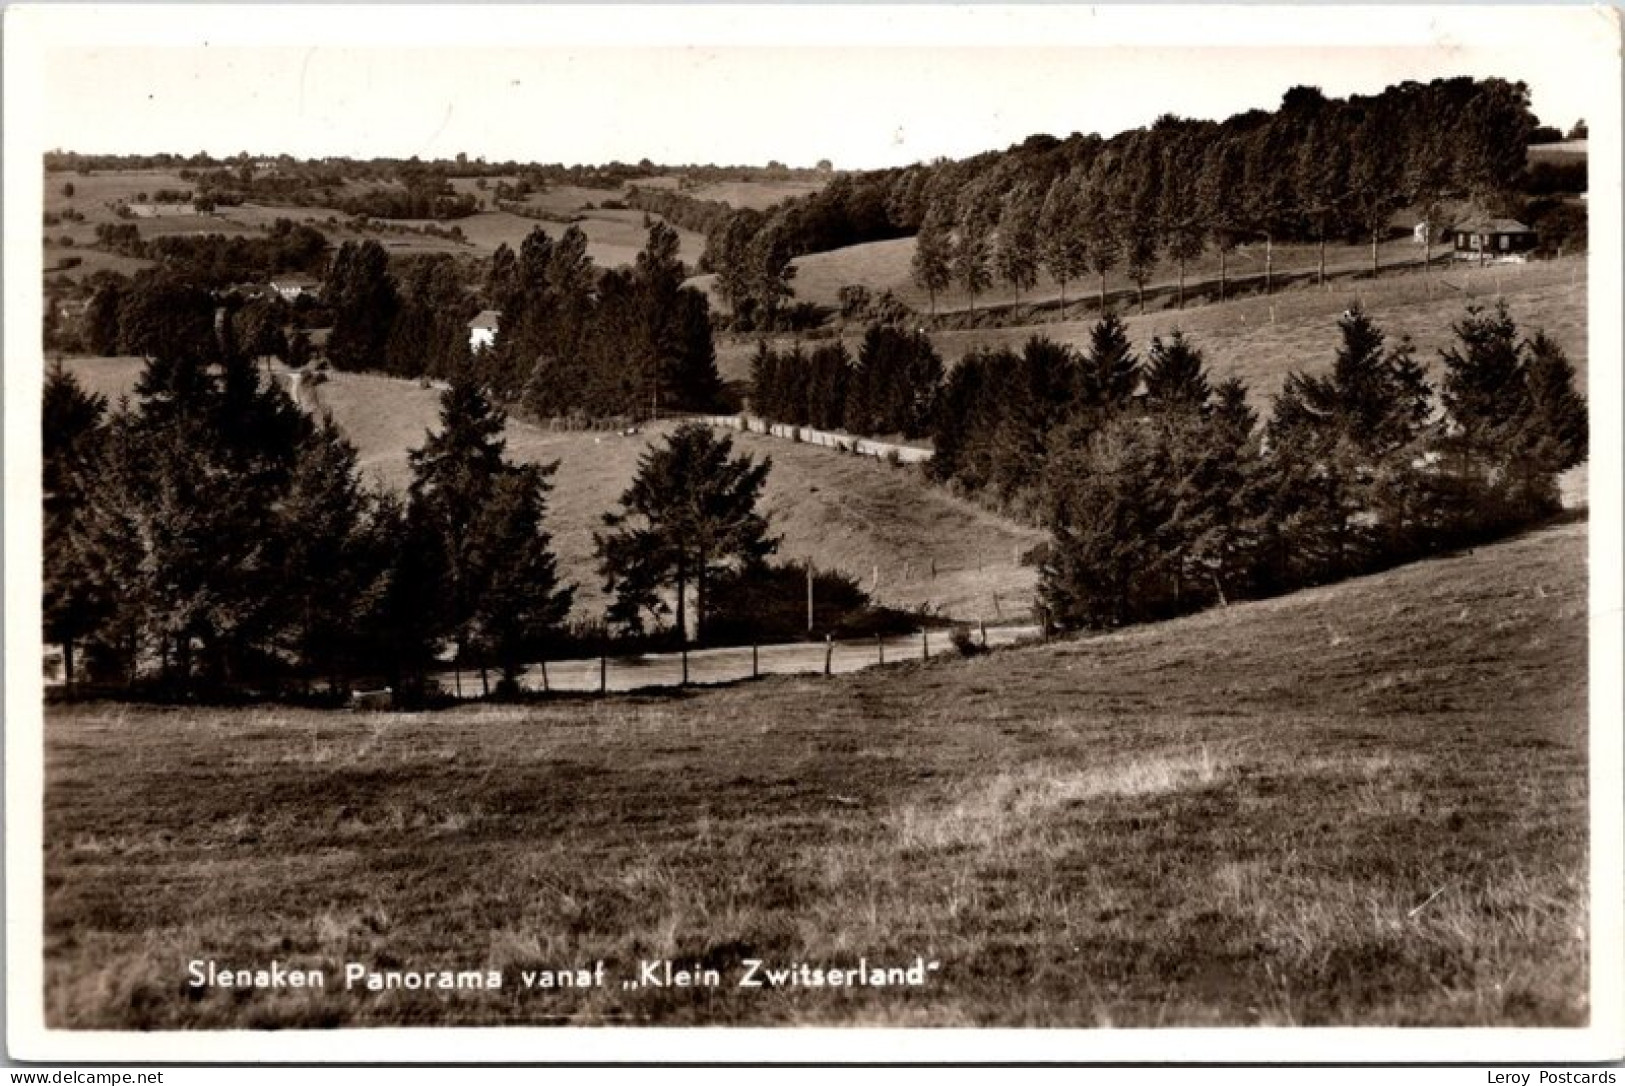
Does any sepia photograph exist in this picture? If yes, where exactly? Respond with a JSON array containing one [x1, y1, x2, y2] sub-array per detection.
[[4, 3, 1622, 1064]]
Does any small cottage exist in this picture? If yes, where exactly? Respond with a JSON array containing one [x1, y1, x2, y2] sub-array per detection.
[[468, 310, 501, 353], [1451, 219, 1537, 262], [270, 275, 322, 302]]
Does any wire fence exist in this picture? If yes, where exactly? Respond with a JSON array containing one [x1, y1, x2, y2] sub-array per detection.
[[432, 624, 1043, 699]]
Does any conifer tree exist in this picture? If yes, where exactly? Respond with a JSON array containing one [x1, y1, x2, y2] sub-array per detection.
[[596, 424, 775, 643], [1143, 332, 1212, 410], [43, 363, 108, 687]]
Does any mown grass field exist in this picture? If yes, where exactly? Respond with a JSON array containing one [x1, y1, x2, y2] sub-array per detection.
[[714, 255, 1589, 407], [41, 516, 1591, 1028]]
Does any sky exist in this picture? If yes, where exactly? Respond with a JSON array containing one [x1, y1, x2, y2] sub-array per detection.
[[29, 6, 1618, 170]]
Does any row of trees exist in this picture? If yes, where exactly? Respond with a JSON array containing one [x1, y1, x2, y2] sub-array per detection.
[[687, 77, 1541, 322], [951, 305, 1588, 629], [748, 325, 944, 439], [910, 78, 1540, 315]]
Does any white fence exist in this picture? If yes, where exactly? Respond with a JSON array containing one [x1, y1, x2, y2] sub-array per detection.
[[700, 414, 934, 464]]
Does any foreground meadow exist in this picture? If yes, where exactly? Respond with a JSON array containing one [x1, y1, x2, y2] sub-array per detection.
[[42, 517, 1589, 1028]]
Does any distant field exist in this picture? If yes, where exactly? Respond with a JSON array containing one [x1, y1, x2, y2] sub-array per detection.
[[715, 256, 1589, 407], [43, 169, 706, 278], [42, 517, 1590, 1027], [43, 169, 195, 219], [1528, 139, 1588, 164], [681, 178, 828, 210], [690, 233, 1442, 319]]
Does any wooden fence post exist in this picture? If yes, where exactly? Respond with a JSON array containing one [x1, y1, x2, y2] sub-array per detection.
[[599, 652, 607, 695], [922, 629, 930, 661], [681, 644, 689, 687], [877, 634, 884, 666], [980, 620, 988, 647], [824, 635, 834, 677], [751, 641, 759, 680], [540, 659, 549, 693]]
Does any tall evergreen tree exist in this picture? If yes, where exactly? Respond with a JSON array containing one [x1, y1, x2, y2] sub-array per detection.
[[43, 363, 108, 687], [596, 424, 775, 643], [1143, 331, 1212, 410], [407, 373, 572, 693]]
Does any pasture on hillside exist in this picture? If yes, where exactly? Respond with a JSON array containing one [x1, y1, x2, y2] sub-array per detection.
[[689, 231, 1449, 319], [55, 361, 1043, 623], [714, 255, 1589, 406], [43, 168, 709, 284], [42, 518, 1590, 1028]]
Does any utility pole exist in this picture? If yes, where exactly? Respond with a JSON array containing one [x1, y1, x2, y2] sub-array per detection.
[[806, 564, 814, 634]]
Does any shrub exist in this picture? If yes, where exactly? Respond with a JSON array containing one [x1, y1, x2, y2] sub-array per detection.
[[949, 625, 988, 656]]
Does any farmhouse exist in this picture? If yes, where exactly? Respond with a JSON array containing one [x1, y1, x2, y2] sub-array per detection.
[[468, 309, 501, 353], [270, 275, 322, 302], [1451, 218, 1537, 262]]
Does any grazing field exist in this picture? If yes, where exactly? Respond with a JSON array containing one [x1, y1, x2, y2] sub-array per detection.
[[42, 168, 707, 279], [714, 255, 1589, 407], [57, 362, 1041, 622], [691, 232, 1444, 319], [41, 517, 1590, 1028]]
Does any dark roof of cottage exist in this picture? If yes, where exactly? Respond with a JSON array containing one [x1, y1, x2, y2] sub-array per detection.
[[1454, 218, 1533, 235], [469, 309, 502, 330]]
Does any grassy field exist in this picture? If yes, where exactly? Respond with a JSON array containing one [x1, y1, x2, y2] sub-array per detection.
[[714, 255, 1589, 407], [41, 515, 1590, 1028], [42, 169, 707, 280], [56, 362, 1041, 622], [690, 232, 1446, 319], [286, 392, 1043, 623]]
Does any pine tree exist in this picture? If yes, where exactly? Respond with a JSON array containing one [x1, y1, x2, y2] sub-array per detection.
[[1078, 312, 1140, 410], [596, 424, 775, 644], [407, 373, 572, 694], [43, 362, 108, 687], [1520, 331, 1588, 473], [1143, 332, 1212, 410], [276, 415, 389, 692]]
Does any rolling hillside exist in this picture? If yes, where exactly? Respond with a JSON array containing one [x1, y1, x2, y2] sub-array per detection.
[[57, 361, 1044, 623], [42, 169, 707, 287], [42, 515, 1591, 1027], [714, 255, 1589, 406]]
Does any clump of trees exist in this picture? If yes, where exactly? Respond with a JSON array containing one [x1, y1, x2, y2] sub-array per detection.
[[490, 222, 722, 419], [699, 76, 1545, 320], [748, 325, 943, 439], [44, 314, 573, 700], [1025, 303, 1585, 630]]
